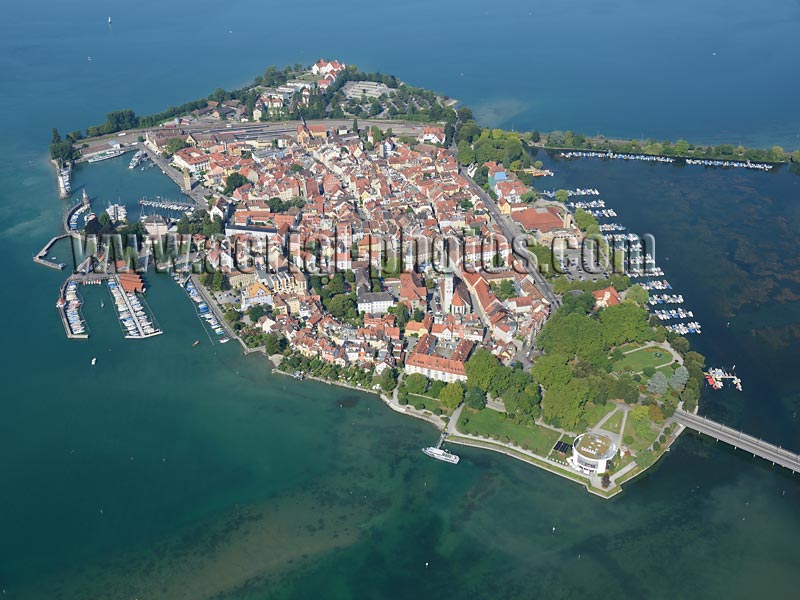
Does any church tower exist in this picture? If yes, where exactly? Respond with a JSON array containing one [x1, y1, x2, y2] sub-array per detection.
[[442, 273, 454, 314]]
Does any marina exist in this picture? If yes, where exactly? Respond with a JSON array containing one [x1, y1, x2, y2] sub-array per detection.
[[105, 202, 128, 223], [665, 322, 702, 334], [57, 280, 89, 339], [560, 150, 774, 171], [563, 185, 701, 333], [67, 189, 92, 232], [139, 197, 197, 212], [648, 294, 684, 305], [561, 150, 676, 163], [56, 163, 72, 198], [541, 187, 599, 198], [704, 367, 743, 391], [686, 158, 772, 171], [654, 308, 694, 320], [106, 276, 163, 339], [180, 275, 227, 338]]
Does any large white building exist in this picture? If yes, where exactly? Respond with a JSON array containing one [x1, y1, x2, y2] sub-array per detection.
[[568, 433, 617, 475], [357, 292, 394, 315]]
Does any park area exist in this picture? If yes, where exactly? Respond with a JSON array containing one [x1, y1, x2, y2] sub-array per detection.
[[612, 346, 674, 373], [458, 408, 561, 456]]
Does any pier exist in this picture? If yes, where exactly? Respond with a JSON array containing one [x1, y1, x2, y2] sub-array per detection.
[[139, 198, 197, 211], [64, 192, 91, 233], [138, 145, 206, 206], [107, 275, 163, 339], [33, 234, 70, 270], [57, 277, 89, 339], [674, 409, 800, 473]]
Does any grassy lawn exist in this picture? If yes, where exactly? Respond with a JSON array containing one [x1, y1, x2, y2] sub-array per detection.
[[584, 402, 616, 429], [613, 346, 674, 373], [601, 409, 625, 434], [656, 363, 678, 376], [407, 394, 450, 415], [458, 408, 561, 456], [622, 413, 660, 453]]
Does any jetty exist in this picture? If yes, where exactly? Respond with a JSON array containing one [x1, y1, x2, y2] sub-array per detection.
[[33, 234, 69, 270], [107, 275, 163, 339], [139, 198, 196, 211], [57, 277, 89, 339], [56, 162, 72, 198], [674, 409, 800, 473]]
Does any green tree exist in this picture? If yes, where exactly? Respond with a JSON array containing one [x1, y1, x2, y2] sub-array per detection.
[[531, 354, 572, 389], [327, 294, 356, 321], [673, 139, 690, 156], [224, 308, 240, 323], [404, 373, 429, 395], [223, 172, 247, 195], [669, 366, 689, 391], [630, 404, 652, 438], [769, 146, 785, 162], [247, 304, 267, 322], [647, 371, 668, 395], [465, 387, 486, 410], [428, 380, 445, 398], [439, 382, 464, 410], [388, 303, 410, 329], [377, 367, 397, 392], [625, 284, 649, 305], [541, 378, 591, 430], [212, 270, 225, 291], [264, 333, 285, 354], [165, 137, 188, 156], [464, 349, 502, 392], [456, 140, 475, 165], [554, 189, 570, 203]]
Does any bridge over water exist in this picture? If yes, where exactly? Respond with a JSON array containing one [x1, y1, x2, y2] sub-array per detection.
[[674, 409, 800, 473]]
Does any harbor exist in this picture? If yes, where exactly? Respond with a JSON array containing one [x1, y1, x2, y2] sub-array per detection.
[[562, 184, 703, 334], [179, 275, 229, 340], [106, 275, 163, 339], [33, 234, 69, 270], [56, 163, 72, 198], [705, 367, 743, 391], [57, 279, 89, 339], [560, 150, 774, 170], [561, 150, 675, 163]]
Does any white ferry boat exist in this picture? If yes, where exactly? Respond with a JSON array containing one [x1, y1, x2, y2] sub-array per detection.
[[128, 150, 145, 169], [87, 148, 126, 163], [422, 446, 460, 464]]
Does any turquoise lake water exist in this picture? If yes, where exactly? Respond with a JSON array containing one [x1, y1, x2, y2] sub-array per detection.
[[1, 1, 799, 598]]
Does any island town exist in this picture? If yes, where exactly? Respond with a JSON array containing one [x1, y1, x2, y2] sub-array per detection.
[[38, 60, 800, 499]]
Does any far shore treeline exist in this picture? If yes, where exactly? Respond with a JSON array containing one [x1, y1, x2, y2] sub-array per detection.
[[50, 62, 800, 170]]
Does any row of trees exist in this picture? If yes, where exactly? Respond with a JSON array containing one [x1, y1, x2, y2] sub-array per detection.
[[541, 130, 798, 164]]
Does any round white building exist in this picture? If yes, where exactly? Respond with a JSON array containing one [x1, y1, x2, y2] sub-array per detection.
[[568, 432, 617, 475]]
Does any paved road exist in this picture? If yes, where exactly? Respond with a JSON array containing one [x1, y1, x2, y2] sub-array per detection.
[[459, 169, 560, 307], [674, 409, 800, 473], [138, 144, 207, 207]]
